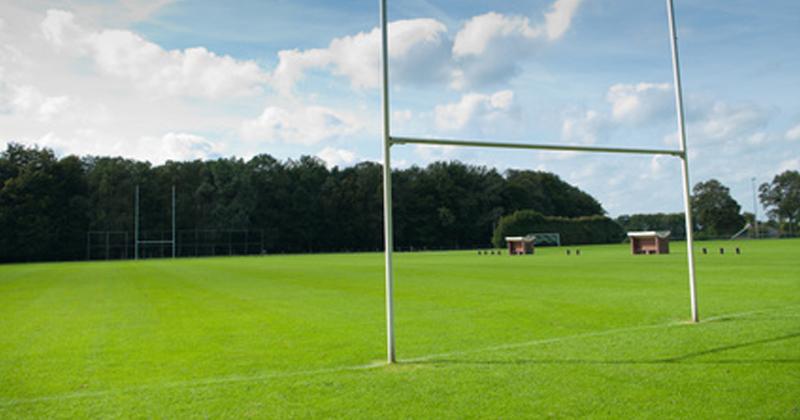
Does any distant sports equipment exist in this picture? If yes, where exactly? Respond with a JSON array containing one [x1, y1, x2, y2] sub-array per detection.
[[135, 185, 176, 260], [532, 233, 561, 247]]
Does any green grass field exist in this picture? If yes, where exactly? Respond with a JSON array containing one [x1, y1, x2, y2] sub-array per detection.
[[1, 239, 798, 418]]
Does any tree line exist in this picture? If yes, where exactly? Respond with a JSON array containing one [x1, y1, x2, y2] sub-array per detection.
[[615, 175, 800, 239], [2, 143, 797, 263], [0, 143, 604, 262]]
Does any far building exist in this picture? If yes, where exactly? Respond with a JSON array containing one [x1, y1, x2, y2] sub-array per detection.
[[506, 235, 535, 255], [628, 231, 671, 255]]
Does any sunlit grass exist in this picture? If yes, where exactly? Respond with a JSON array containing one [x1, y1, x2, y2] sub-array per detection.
[[1, 239, 798, 417]]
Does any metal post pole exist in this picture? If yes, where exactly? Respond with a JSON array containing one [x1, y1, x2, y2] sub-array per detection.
[[380, 0, 396, 363], [667, 0, 698, 323], [752, 177, 759, 239], [135, 185, 140, 260], [172, 185, 176, 258]]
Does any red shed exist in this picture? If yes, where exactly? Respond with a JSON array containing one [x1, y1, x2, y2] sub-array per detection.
[[506, 235, 535, 255], [628, 231, 670, 255]]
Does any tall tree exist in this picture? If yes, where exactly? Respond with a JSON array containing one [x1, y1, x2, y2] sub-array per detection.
[[759, 170, 800, 235], [0, 144, 88, 262], [1, 143, 619, 262], [691, 179, 745, 236]]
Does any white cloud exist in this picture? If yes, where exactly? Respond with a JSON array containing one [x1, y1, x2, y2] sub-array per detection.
[[434, 90, 515, 132], [452, 12, 541, 58], [37, 95, 70, 121], [273, 0, 582, 94], [19, 130, 221, 164], [0, 81, 71, 121], [561, 110, 608, 145], [453, 0, 581, 57], [41, 9, 80, 47], [450, 1, 581, 89], [786, 124, 800, 141], [316, 146, 358, 168], [607, 82, 672, 124], [271, 18, 450, 95], [544, 0, 583, 40], [40, 9, 269, 98], [241, 103, 362, 145], [152, 132, 221, 161], [695, 101, 769, 141]]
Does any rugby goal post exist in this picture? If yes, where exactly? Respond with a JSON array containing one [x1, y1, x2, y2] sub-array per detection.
[[379, 0, 699, 363]]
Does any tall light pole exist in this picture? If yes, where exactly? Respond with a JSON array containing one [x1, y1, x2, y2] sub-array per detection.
[[752, 177, 759, 239]]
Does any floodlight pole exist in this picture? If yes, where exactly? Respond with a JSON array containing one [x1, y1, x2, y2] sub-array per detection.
[[135, 185, 140, 260], [172, 185, 176, 258], [751, 177, 759, 239], [667, 0, 699, 323], [380, 0, 396, 363]]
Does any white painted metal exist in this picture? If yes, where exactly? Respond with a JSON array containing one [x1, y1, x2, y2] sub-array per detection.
[[667, 0, 699, 323], [380, 0, 396, 364], [379, 0, 702, 361], [391, 136, 684, 157], [752, 177, 759, 239], [172, 185, 176, 258], [135, 185, 139, 260]]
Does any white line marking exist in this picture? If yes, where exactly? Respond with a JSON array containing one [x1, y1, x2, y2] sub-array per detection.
[[401, 303, 800, 363], [1, 304, 797, 408], [0, 362, 386, 407]]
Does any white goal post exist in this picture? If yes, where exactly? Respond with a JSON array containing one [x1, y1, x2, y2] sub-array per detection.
[[379, 0, 698, 363], [532, 233, 561, 247]]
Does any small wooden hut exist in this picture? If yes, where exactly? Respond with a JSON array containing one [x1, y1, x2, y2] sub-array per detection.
[[628, 231, 670, 255], [506, 235, 535, 255]]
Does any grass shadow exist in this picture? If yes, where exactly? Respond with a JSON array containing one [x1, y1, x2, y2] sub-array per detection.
[[404, 331, 800, 367]]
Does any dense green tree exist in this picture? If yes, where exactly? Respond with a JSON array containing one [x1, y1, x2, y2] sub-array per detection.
[[759, 170, 800, 235], [0, 144, 88, 262], [615, 213, 688, 239], [691, 179, 745, 237], [1, 143, 619, 262], [492, 210, 624, 247]]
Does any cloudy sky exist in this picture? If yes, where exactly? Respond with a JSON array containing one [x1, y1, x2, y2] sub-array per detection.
[[1, 0, 798, 216]]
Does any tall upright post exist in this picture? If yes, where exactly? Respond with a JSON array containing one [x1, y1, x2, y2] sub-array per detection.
[[380, 0, 396, 363], [134, 185, 140, 260], [172, 185, 176, 258], [667, 0, 698, 323], [751, 177, 759, 239]]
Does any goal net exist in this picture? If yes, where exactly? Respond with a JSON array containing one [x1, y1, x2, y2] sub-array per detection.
[[532, 233, 561, 247]]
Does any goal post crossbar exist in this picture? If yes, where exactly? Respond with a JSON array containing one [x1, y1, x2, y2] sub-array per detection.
[[390, 136, 685, 157], [379, 0, 699, 364]]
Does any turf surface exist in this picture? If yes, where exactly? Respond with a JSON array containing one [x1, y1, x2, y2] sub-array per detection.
[[1, 239, 798, 418]]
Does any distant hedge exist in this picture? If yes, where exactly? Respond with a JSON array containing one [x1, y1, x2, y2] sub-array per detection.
[[492, 210, 625, 247]]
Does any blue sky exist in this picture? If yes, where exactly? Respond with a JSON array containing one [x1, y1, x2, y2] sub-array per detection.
[[1, 0, 798, 216]]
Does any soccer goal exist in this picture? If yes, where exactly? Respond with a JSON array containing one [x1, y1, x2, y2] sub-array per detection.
[[134, 185, 176, 260], [378, 0, 699, 363], [532, 233, 561, 247]]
